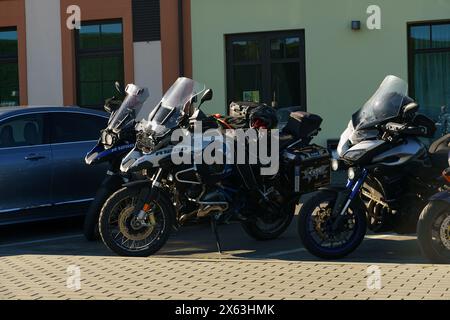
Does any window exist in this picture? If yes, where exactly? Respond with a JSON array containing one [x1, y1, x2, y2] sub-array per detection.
[[408, 21, 450, 121], [0, 27, 19, 107], [132, 0, 161, 42], [50, 113, 108, 143], [0, 114, 44, 148], [75, 20, 124, 108], [226, 30, 306, 110]]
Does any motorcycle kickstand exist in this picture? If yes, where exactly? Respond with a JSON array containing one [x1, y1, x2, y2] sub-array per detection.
[[210, 215, 223, 254]]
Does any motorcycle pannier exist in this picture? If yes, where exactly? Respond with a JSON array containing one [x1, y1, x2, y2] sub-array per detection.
[[283, 112, 323, 139], [282, 144, 330, 194]]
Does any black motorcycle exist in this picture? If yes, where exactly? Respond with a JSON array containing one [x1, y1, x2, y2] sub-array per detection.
[[417, 153, 450, 264], [98, 77, 331, 257], [83, 83, 150, 240], [298, 75, 450, 259]]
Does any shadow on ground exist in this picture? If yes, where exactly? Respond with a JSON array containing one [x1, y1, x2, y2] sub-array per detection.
[[0, 215, 427, 265]]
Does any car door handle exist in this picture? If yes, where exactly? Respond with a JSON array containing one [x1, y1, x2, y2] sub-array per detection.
[[25, 154, 46, 161]]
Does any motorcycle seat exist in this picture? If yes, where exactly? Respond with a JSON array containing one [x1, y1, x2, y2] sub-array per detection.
[[282, 111, 323, 139], [428, 133, 450, 168]]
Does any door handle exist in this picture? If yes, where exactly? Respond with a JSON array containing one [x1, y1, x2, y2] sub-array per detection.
[[25, 154, 46, 161]]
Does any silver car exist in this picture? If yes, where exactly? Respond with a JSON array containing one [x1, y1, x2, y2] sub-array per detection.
[[0, 106, 109, 225]]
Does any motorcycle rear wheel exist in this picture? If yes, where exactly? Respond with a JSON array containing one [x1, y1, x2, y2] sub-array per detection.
[[241, 201, 295, 241], [99, 187, 174, 257]]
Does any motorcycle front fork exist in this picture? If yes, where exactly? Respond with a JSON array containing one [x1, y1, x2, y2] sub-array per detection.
[[331, 168, 368, 230], [134, 168, 163, 223]]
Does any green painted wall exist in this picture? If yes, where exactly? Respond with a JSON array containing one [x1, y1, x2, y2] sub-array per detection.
[[190, 0, 450, 145]]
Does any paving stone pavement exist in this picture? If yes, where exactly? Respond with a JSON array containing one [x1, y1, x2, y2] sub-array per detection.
[[0, 255, 449, 300]]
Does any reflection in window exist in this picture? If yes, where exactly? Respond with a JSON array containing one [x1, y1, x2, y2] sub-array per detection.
[[0, 114, 44, 148], [0, 28, 19, 107], [227, 31, 305, 109], [409, 22, 450, 124], [76, 21, 124, 108]]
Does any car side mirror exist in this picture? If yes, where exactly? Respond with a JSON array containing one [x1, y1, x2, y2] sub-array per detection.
[[403, 102, 419, 116]]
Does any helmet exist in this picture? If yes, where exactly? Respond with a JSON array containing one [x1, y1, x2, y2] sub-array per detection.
[[249, 105, 278, 129]]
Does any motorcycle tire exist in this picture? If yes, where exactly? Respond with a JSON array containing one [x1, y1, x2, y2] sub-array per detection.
[[83, 187, 116, 241], [298, 191, 367, 260], [241, 201, 295, 241], [99, 187, 174, 257], [417, 200, 450, 264]]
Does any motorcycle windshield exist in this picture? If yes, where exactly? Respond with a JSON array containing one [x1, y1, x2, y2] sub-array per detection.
[[143, 77, 206, 135], [352, 75, 409, 130], [108, 84, 150, 133]]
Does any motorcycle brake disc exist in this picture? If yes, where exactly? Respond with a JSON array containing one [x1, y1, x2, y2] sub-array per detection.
[[118, 206, 154, 241]]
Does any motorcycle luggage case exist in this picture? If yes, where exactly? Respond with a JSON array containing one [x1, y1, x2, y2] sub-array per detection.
[[282, 111, 323, 139], [282, 144, 330, 194]]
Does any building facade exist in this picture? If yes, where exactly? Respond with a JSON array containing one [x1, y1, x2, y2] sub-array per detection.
[[190, 0, 450, 143], [0, 0, 449, 144], [0, 0, 191, 110]]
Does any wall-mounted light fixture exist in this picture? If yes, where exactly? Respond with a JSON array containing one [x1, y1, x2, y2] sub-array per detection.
[[351, 20, 361, 31]]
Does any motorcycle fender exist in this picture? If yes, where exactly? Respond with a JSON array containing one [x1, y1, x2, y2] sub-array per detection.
[[122, 179, 151, 189], [101, 173, 125, 189], [429, 191, 450, 204]]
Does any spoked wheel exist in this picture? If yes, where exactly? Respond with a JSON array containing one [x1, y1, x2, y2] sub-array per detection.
[[417, 201, 450, 264], [298, 191, 366, 259], [99, 187, 174, 257], [241, 200, 295, 241]]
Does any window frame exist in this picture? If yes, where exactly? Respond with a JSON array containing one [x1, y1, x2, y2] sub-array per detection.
[[225, 29, 307, 112], [0, 26, 19, 107], [48, 111, 109, 145], [74, 19, 125, 109], [407, 19, 450, 100]]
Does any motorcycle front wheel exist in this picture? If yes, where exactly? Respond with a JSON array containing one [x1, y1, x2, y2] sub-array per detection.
[[99, 187, 174, 257], [298, 191, 366, 260], [417, 200, 450, 264]]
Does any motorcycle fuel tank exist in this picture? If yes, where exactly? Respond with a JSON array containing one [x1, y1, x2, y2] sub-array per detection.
[[372, 137, 425, 166]]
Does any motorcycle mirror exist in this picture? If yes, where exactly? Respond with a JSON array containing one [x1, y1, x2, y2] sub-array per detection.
[[197, 89, 213, 109], [115, 81, 123, 94], [201, 89, 213, 104], [104, 97, 121, 114], [403, 102, 419, 116]]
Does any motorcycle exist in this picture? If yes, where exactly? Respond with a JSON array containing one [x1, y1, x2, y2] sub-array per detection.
[[98, 77, 331, 257], [417, 153, 450, 264], [297, 75, 450, 259], [83, 83, 150, 240]]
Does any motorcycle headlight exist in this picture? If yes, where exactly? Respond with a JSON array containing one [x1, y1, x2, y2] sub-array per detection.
[[348, 167, 359, 180], [101, 130, 116, 147], [105, 133, 114, 146], [136, 131, 156, 154], [331, 159, 339, 171]]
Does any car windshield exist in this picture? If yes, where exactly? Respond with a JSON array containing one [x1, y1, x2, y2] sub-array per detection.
[[352, 75, 409, 130], [108, 84, 150, 133], [143, 77, 206, 135]]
